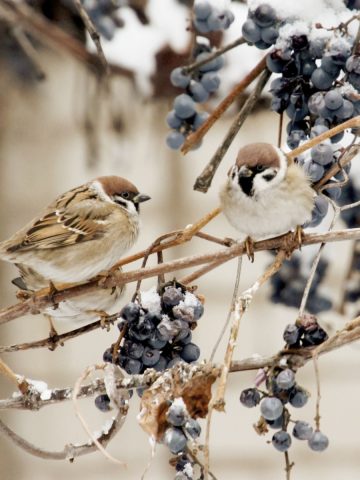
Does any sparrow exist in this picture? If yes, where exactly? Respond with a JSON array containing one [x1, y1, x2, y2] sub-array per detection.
[[219, 142, 314, 248], [0, 176, 150, 324]]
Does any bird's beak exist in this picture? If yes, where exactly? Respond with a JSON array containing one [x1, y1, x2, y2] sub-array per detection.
[[238, 166, 253, 178], [134, 193, 151, 203]]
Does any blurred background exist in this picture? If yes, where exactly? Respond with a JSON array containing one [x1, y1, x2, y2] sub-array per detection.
[[0, 1, 360, 479]]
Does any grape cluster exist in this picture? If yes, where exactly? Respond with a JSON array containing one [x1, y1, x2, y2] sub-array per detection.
[[163, 397, 201, 480], [243, 3, 360, 225], [240, 315, 329, 453], [166, 47, 220, 150], [270, 255, 332, 313], [193, 1, 234, 34], [166, 1, 235, 150], [102, 284, 203, 377], [83, 0, 124, 41], [242, 3, 279, 50]]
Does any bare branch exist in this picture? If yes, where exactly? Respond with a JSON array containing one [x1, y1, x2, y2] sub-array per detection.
[[0, 228, 359, 327]]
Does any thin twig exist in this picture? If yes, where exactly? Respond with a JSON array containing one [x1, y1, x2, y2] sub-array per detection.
[[284, 451, 294, 480], [203, 255, 242, 480], [72, 364, 127, 466], [181, 55, 268, 155], [213, 250, 287, 411], [183, 36, 246, 75], [194, 68, 271, 193], [298, 195, 341, 316], [0, 391, 128, 460], [73, 0, 109, 74], [314, 143, 360, 191], [312, 353, 322, 430], [11, 26, 46, 80], [209, 256, 243, 362], [0, 316, 117, 353], [0, 358, 29, 393]]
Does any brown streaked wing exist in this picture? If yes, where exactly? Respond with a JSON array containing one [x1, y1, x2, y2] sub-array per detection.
[[6, 186, 113, 252]]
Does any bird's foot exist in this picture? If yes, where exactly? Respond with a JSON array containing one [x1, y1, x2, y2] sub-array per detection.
[[44, 314, 61, 351], [48, 281, 59, 310], [86, 310, 112, 330], [294, 225, 304, 250], [244, 236, 255, 263], [282, 226, 304, 257]]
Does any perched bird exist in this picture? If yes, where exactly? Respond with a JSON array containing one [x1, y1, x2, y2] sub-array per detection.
[[0, 176, 150, 324], [219, 142, 314, 250]]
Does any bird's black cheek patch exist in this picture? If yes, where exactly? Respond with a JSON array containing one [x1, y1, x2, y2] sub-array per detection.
[[239, 176, 254, 197]]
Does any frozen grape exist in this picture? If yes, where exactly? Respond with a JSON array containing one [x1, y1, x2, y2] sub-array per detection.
[[253, 4, 277, 27], [142, 346, 161, 367], [324, 90, 343, 110], [260, 397, 283, 421], [184, 418, 201, 438], [283, 324, 301, 346], [275, 369, 296, 390], [272, 430, 292, 452], [193, 111, 209, 130], [170, 67, 190, 88], [261, 26, 278, 44], [120, 302, 140, 323], [193, 1, 211, 20], [124, 358, 142, 375], [321, 57, 340, 77], [308, 92, 325, 115], [308, 431, 329, 451], [189, 80, 209, 103], [311, 143, 333, 165], [166, 110, 182, 130], [240, 388, 261, 408], [166, 131, 185, 150], [302, 326, 328, 346], [95, 394, 111, 412], [313, 195, 329, 217], [242, 19, 262, 43], [293, 421, 313, 440], [124, 340, 144, 360], [201, 72, 220, 92], [303, 161, 325, 182], [180, 343, 200, 362], [167, 400, 187, 427], [266, 414, 284, 429], [163, 427, 187, 454], [289, 386, 308, 408], [152, 355, 167, 372], [193, 18, 210, 33], [311, 68, 334, 90], [173, 94, 196, 119]]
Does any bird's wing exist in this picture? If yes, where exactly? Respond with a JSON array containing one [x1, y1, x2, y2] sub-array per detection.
[[5, 186, 115, 252]]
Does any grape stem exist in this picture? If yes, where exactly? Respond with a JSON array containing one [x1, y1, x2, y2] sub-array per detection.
[[181, 55, 268, 155]]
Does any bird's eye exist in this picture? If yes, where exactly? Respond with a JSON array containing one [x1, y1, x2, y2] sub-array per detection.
[[256, 165, 265, 172], [263, 173, 276, 181], [121, 192, 130, 199]]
